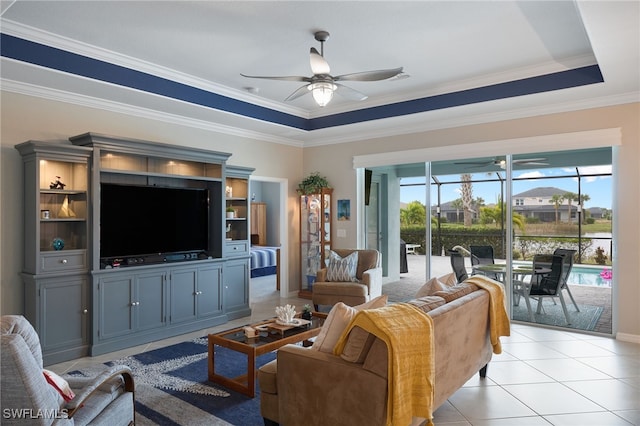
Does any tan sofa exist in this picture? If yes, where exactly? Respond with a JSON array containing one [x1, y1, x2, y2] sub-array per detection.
[[312, 248, 382, 309], [259, 282, 496, 426]]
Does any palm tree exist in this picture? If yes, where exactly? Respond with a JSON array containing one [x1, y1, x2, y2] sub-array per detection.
[[450, 198, 463, 223], [479, 202, 526, 232], [460, 174, 473, 227], [400, 200, 426, 226], [564, 191, 578, 223], [549, 193, 564, 224]]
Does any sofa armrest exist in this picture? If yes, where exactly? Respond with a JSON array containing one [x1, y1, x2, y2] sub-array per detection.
[[277, 344, 387, 425], [362, 267, 383, 298]]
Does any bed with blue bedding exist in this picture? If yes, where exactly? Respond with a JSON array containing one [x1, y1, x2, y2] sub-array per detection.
[[250, 245, 280, 278]]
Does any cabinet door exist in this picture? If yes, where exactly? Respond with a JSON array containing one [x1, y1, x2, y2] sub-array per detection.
[[197, 265, 222, 318], [39, 275, 88, 356], [223, 259, 249, 313], [169, 268, 197, 324], [135, 271, 167, 331], [98, 275, 135, 340]]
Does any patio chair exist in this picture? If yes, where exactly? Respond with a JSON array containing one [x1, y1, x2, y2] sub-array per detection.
[[526, 254, 571, 324], [553, 248, 580, 311], [448, 249, 468, 282], [470, 245, 498, 279]]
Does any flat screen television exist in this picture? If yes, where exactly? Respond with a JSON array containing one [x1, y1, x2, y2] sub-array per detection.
[[100, 183, 210, 259]]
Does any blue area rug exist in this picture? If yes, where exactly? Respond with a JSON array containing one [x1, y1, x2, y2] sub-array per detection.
[[71, 337, 274, 425]]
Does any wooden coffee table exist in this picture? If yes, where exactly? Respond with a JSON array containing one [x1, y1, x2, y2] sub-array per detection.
[[207, 312, 326, 397]]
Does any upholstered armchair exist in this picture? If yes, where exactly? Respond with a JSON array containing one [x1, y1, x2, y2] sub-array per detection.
[[312, 248, 382, 309], [1, 315, 135, 426]]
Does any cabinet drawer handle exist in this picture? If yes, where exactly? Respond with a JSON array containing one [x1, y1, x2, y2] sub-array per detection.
[[60, 259, 68, 264], [131, 301, 140, 306], [83, 309, 88, 314]]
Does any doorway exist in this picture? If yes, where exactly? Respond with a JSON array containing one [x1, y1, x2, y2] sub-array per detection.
[[248, 177, 288, 302]]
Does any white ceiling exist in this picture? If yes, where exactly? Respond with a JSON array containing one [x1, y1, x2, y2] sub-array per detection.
[[1, 1, 638, 146]]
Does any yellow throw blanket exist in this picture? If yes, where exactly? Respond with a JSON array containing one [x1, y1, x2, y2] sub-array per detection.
[[334, 303, 435, 426], [465, 275, 511, 353]]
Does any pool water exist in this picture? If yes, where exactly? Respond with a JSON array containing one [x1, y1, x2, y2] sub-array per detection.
[[568, 265, 612, 287]]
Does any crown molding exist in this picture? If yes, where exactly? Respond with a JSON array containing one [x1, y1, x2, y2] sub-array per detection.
[[1, 78, 304, 147]]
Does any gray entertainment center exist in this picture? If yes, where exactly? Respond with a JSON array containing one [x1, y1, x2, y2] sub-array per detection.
[[16, 133, 254, 365]]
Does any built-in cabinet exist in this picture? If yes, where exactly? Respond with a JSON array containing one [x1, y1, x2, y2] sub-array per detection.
[[16, 141, 92, 365], [17, 134, 256, 361], [300, 188, 333, 298]]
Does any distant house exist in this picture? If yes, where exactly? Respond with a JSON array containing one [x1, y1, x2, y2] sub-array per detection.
[[513, 187, 578, 223], [588, 207, 605, 219], [433, 200, 482, 223], [425, 186, 606, 224]]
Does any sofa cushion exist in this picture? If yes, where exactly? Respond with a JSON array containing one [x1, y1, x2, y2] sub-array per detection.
[[257, 359, 278, 394], [339, 326, 378, 363], [407, 296, 447, 313], [332, 249, 379, 280], [439, 272, 458, 286], [362, 337, 388, 379], [432, 282, 479, 303], [311, 295, 387, 353], [326, 250, 359, 282], [415, 277, 447, 297]]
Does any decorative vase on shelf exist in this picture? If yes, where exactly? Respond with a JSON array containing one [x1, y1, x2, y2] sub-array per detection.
[[51, 237, 65, 251]]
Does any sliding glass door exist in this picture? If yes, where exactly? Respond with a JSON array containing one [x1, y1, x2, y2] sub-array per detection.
[[389, 147, 613, 334]]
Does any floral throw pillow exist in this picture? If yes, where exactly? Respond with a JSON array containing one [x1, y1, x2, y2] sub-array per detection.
[[326, 251, 359, 282]]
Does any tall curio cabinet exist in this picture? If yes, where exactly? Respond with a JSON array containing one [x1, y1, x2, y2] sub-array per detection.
[[16, 141, 93, 365], [299, 188, 332, 298]]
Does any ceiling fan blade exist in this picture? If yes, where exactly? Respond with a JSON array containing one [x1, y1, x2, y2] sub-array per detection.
[[517, 162, 549, 166], [284, 84, 311, 102], [310, 47, 330, 75], [513, 158, 547, 164], [334, 83, 368, 101], [240, 73, 311, 82], [334, 67, 403, 82], [453, 161, 494, 166]]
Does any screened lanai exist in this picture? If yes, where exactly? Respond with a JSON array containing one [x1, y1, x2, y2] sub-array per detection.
[[365, 146, 613, 334]]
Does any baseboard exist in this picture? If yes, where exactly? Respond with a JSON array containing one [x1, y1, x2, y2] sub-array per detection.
[[615, 332, 640, 344]]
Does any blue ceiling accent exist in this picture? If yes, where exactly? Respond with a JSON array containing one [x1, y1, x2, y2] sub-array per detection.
[[309, 65, 604, 130], [1, 33, 603, 132]]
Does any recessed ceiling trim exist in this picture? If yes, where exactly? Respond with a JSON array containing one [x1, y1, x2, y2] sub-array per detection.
[[1, 33, 605, 134]]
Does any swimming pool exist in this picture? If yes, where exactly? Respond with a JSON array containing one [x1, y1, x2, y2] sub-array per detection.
[[568, 265, 612, 287], [511, 262, 612, 287]]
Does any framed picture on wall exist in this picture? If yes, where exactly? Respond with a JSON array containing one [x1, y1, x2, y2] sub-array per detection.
[[337, 199, 350, 221]]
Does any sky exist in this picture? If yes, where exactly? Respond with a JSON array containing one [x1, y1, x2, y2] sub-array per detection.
[[400, 165, 612, 209]]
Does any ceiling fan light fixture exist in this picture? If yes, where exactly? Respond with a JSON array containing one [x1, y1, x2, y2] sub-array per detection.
[[309, 81, 337, 107]]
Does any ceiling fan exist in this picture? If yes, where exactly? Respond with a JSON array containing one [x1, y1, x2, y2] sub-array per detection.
[[240, 30, 404, 107], [454, 157, 549, 169]]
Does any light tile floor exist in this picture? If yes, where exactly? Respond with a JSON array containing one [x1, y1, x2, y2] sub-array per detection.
[[49, 277, 640, 425]]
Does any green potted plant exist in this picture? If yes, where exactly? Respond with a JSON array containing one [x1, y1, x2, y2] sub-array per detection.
[[297, 172, 330, 195], [301, 304, 313, 320], [226, 206, 235, 218]]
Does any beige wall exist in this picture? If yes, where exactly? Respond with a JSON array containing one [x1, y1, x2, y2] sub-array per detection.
[[304, 104, 640, 340], [2, 91, 638, 339]]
